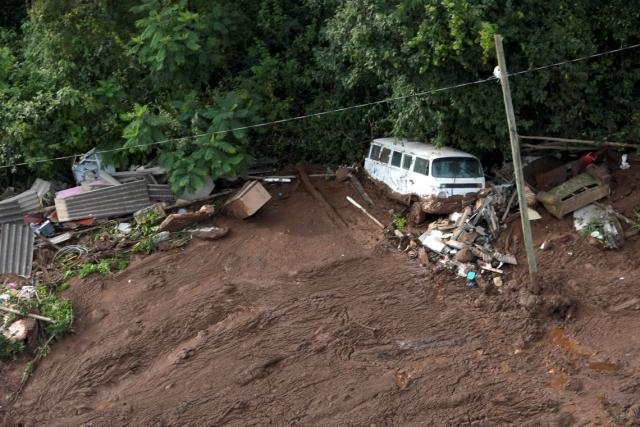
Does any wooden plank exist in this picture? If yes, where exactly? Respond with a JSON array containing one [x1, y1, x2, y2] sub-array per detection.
[[520, 135, 637, 149]]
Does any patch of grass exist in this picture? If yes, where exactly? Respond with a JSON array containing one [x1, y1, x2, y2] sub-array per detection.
[[132, 236, 155, 254], [55, 282, 70, 293], [392, 214, 407, 231], [74, 257, 130, 279]]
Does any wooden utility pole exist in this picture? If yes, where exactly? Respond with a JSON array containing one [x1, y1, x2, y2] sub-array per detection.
[[494, 34, 539, 289]]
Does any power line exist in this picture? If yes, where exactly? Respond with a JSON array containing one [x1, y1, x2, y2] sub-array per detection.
[[0, 76, 498, 170], [509, 42, 640, 77], [2, 42, 639, 171]]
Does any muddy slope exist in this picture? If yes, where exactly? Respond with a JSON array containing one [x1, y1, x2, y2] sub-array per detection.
[[2, 174, 640, 426]]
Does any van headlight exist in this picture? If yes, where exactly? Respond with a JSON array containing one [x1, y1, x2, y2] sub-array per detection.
[[437, 191, 448, 199]]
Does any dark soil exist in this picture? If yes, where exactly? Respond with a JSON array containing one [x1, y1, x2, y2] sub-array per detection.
[[2, 165, 640, 426]]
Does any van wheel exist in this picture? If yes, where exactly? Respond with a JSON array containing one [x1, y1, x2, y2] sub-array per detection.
[[408, 201, 426, 225]]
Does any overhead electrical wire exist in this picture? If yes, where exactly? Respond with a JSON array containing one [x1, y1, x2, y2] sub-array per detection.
[[1, 42, 639, 170]]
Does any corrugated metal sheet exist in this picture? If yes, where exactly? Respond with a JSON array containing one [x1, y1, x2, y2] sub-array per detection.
[[55, 180, 152, 221], [0, 223, 34, 277], [30, 178, 53, 198], [0, 190, 41, 224], [148, 184, 175, 202]]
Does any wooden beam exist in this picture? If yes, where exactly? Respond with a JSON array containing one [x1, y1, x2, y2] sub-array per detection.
[[296, 164, 348, 228], [495, 35, 539, 290], [519, 135, 637, 149]]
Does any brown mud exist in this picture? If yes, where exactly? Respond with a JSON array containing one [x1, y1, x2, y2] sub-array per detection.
[[1, 165, 640, 426]]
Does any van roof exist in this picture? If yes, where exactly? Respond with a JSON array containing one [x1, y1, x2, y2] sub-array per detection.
[[372, 138, 476, 159]]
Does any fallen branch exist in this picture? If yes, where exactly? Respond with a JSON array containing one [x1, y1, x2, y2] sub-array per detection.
[[0, 306, 55, 323], [296, 164, 348, 228], [346, 196, 384, 229], [11, 334, 56, 403]]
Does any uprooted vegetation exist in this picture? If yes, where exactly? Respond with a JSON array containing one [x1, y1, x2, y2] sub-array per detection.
[[0, 285, 73, 361]]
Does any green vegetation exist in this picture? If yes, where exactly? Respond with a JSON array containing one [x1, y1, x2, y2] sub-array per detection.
[[580, 219, 605, 236], [0, 334, 26, 360], [132, 237, 155, 254], [0, 285, 74, 360], [75, 258, 130, 279], [580, 219, 621, 249], [393, 214, 407, 231], [131, 207, 162, 253], [0, 1, 638, 190]]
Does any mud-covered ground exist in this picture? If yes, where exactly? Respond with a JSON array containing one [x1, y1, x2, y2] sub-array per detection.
[[2, 166, 640, 426]]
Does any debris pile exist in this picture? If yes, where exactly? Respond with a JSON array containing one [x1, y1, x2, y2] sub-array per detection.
[[0, 148, 278, 354], [388, 147, 637, 284], [391, 187, 519, 287]]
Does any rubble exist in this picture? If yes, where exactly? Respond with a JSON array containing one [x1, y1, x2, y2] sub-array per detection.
[[72, 148, 115, 185], [133, 203, 166, 225], [573, 204, 624, 249], [158, 205, 215, 232], [2, 319, 33, 341], [190, 226, 229, 241], [394, 186, 520, 285]]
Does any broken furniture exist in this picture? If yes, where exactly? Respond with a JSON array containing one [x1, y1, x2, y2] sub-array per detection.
[[536, 166, 610, 219]]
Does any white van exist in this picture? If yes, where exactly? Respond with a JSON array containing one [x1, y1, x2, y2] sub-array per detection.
[[364, 138, 485, 211]]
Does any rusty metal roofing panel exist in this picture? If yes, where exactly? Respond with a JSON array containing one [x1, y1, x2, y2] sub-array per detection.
[[55, 180, 151, 221], [0, 223, 34, 277], [148, 184, 175, 202], [0, 190, 41, 224]]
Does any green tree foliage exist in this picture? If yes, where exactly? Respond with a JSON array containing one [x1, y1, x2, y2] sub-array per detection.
[[0, 0, 638, 190], [0, 0, 27, 30], [320, 0, 640, 157]]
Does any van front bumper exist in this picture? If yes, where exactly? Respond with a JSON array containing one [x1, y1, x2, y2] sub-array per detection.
[[420, 193, 479, 214]]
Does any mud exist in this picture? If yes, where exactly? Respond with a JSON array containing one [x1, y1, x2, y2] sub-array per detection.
[[1, 166, 640, 425]]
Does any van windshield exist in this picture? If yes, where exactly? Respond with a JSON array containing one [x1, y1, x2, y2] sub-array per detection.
[[431, 157, 483, 178]]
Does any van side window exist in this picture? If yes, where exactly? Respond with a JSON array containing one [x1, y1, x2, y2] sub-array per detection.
[[391, 151, 402, 167], [402, 155, 413, 170], [369, 144, 381, 160], [379, 148, 391, 164], [414, 157, 429, 175]]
